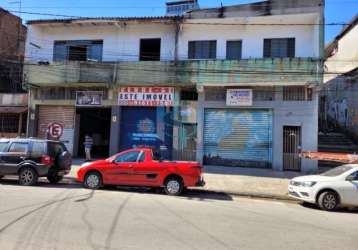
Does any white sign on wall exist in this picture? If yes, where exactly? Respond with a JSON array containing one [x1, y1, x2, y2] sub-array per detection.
[[226, 89, 253, 106]]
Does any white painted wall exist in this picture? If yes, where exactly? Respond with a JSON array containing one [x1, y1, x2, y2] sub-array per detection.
[[178, 14, 319, 60], [325, 24, 358, 82], [25, 22, 176, 62], [25, 13, 320, 63]]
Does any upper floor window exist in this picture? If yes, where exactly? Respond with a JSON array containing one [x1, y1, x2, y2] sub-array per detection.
[[53, 40, 103, 62], [140, 38, 161, 61], [263, 38, 295, 58], [283, 86, 312, 101], [188, 40, 217, 59], [226, 40, 242, 60]]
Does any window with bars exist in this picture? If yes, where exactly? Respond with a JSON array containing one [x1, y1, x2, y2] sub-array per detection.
[[0, 114, 19, 133], [188, 40, 217, 59], [283, 86, 312, 101], [226, 40, 242, 60], [263, 38, 295, 58], [34, 88, 108, 100]]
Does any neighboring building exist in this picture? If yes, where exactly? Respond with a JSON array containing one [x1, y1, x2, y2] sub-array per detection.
[[0, 8, 27, 138], [24, 0, 324, 172], [321, 16, 358, 140]]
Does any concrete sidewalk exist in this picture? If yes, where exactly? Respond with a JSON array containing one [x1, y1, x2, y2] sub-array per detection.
[[69, 159, 302, 201], [200, 166, 302, 200]]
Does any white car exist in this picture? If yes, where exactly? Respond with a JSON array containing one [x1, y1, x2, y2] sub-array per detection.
[[288, 164, 358, 211]]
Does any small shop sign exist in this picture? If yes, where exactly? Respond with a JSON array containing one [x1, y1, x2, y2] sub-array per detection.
[[118, 87, 174, 106], [76, 91, 103, 106], [226, 89, 253, 106]]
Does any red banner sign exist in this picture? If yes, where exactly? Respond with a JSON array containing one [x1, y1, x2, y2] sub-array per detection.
[[118, 87, 174, 107]]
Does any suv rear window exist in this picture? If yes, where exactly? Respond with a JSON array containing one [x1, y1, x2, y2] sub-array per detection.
[[0, 142, 9, 152], [48, 142, 66, 157]]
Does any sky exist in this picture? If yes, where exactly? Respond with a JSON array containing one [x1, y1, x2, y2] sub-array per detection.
[[0, 0, 357, 44]]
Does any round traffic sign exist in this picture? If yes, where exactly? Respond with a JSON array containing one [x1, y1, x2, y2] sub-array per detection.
[[48, 122, 64, 139]]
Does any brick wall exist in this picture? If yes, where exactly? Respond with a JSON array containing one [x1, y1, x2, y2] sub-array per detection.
[[0, 8, 27, 93]]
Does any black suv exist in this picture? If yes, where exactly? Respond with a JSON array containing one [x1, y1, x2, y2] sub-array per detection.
[[0, 138, 72, 186]]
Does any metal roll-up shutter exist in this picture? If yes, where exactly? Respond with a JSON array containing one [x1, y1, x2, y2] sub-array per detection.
[[37, 106, 75, 153], [203, 109, 272, 168]]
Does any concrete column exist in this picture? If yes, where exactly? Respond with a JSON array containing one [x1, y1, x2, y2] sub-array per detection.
[[172, 89, 180, 160], [272, 86, 283, 171], [109, 106, 121, 156], [27, 106, 38, 138], [196, 90, 205, 164]]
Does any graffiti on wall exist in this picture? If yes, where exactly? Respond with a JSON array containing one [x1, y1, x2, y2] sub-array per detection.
[[328, 99, 348, 127]]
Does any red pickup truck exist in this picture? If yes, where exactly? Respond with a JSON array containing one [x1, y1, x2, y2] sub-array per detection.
[[77, 148, 205, 196]]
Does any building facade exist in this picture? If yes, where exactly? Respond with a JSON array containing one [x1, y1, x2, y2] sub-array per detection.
[[0, 8, 28, 138], [321, 16, 358, 140], [25, 0, 324, 172]]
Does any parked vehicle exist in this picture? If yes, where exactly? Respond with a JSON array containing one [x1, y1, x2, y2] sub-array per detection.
[[0, 138, 72, 186], [288, 165, 358, 211], [77, 148, 205, 196]]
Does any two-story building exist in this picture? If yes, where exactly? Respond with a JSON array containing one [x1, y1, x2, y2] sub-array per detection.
[[0, 8, 28, 138], [24, 0, 324, 172], [321, 15, 358, 140]]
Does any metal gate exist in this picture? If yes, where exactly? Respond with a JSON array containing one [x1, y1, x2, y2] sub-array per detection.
[[283, 126, 302, 171], [37, 106, 75, 153], [203, 109, 272, 168]]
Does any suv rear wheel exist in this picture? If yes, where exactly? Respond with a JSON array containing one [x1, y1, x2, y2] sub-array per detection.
[[19, 167, 38, 186]]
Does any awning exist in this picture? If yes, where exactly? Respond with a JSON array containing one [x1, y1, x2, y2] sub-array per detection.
[[0, 106, 28, 113]]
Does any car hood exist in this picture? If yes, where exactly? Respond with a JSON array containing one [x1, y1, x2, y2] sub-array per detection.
[[291, 175, 335, 182], [81, 160, 108, 168]]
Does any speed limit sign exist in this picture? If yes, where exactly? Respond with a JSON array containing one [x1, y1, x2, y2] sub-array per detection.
[[48, 122, 64, 139]]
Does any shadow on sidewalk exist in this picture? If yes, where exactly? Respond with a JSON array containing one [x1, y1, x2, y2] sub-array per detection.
[[204, 165, 302, 179]]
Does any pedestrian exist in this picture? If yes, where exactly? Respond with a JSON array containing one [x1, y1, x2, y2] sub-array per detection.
[[84, 134, 93, 161]]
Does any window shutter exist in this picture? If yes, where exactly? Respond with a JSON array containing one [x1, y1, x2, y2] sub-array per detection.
[[188, 41, 195, 59], [263, 39, 271, 58], [226, 41, 242, 60], [53, 42, 68, 61], [287, 38, 295, 58]]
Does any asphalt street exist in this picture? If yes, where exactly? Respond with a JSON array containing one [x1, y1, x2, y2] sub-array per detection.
[[0, 178, 357, 250]]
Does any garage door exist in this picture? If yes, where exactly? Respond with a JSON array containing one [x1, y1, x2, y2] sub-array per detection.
[[203, 109, 272, 168], [37, 106, 75, 153]]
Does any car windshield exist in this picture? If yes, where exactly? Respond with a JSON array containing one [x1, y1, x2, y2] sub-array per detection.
[[321, 165, 354, 177]]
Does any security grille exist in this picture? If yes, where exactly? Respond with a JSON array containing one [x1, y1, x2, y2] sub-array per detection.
[[283, 126, 302, 171]]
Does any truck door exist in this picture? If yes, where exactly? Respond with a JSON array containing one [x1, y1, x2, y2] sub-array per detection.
[[105, 150, 140, 185]]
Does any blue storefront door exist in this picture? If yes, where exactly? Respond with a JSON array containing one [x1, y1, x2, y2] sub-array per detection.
[[120, 107, 173, 158]]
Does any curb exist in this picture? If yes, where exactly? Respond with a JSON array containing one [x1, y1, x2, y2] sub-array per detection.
[[193, 188, 297, 202]]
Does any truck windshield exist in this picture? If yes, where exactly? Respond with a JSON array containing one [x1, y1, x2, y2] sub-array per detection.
[[321, 165, 354, 177]]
